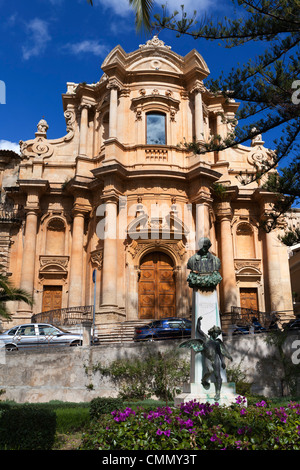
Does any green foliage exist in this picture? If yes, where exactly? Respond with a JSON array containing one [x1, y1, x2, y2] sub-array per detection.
[[80, 398, 300, 450], [0, 404, 56, 450], [89, 349, 190, 403], [226, 360, 253, 396], [0, 266, 33, 320], [89, 397, 123, 420], [279, 226, 300, 246]]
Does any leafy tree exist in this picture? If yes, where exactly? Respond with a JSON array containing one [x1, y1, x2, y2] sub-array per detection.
[[0, 269, 33, 320]]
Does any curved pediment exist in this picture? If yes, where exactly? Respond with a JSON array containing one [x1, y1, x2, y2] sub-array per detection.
[[101, 37, 210, 80], [127, 56, 182, 74], [127, 211, 189, 240]]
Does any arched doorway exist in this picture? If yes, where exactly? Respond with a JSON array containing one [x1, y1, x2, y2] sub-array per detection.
[[138, 251, 176, 320]]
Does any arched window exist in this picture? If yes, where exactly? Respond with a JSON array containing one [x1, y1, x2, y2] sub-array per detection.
[[146, 112, 166, 145], [45, 218, 66, 256], [236, 223, 255, 259]]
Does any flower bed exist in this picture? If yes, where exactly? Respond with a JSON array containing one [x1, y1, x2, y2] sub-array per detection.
[[81, 397, 300, 450]]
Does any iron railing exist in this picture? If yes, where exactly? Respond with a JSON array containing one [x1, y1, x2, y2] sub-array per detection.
[[31, 305, 93, 327], [230, 306, 282, 329]]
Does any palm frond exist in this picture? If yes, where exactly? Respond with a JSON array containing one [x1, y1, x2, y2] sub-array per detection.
[[128, 0, 154, 32]]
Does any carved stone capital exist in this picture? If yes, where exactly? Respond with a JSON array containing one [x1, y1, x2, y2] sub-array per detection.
[[90, 249, 103, 270]]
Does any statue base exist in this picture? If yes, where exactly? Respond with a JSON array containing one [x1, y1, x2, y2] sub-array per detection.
[[174, 382, 243, 407]]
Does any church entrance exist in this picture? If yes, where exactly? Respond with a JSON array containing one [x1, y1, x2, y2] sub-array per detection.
[[42, 286, 62, 312], [240, 287, 258, 312], [138, 252, 176, 320]]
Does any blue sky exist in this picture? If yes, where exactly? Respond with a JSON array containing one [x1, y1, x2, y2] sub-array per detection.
[[0, 0, 274, 152]]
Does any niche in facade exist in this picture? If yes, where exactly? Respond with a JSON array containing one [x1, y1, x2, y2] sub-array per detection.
[[236, 222, 255, 259], [45, 218, 66, 256]]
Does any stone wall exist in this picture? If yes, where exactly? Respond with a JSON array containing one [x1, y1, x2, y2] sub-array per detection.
[[0, 332, 299, 403]]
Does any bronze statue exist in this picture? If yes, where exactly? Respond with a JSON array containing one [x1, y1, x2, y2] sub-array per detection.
[[187, 237, 222, 289], [180, 316, 232, 401]]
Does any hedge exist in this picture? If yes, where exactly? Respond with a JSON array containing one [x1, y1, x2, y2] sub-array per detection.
[[0, 404, 56, 450]]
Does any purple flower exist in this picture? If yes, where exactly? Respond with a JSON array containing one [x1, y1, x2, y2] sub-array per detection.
[[256, 400, 267, 407], [236, 396, 247, 405], [111, 407, 136, 422], [156, 428, 171, 437]]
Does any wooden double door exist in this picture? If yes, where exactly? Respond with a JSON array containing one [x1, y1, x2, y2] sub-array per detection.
[[42, 286, 62, 312], [138, 252, 176, 320], [240, 288, 258, 311]]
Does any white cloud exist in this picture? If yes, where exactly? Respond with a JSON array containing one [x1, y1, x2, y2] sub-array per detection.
[[0, 140, 20, 154], [63, 40, 109, 57], [22, 18, 51, 60], [93, 0, 133, 17], [93, 0, 213, 18], [159, 0, 213, 14]]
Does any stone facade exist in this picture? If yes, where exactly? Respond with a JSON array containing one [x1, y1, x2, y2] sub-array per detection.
[[0, 37, 294, 329]]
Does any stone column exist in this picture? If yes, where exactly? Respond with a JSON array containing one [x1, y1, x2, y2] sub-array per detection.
[[68, 210, 85, 307], [217, 206, 238, 313], [101, 199, 118, 308], [191, 82, 205, 142], [108, 81, 119, 139], [79, 104, 89, 157], [195, 201, 210, 246], [18, 209, 38, 317], [264, 227, 293, 314]]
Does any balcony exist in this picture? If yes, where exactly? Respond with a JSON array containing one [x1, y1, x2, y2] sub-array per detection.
[[0, 204, 23, 224]]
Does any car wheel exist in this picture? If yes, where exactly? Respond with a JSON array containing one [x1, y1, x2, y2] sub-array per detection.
[[5, 344, 18, 352], [70, 340, 82, 347]]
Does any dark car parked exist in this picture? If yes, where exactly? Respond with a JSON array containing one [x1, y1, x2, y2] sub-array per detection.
[[232, 317, 267, 335], [283, 318, 300, 330], [134, 317, 192, 342]]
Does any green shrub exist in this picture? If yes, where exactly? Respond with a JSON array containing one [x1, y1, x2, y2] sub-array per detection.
[[81, 398, 300, 450], [0, 404, 56, 450], [89, 397, 123, 420], [90, 349, 189, 402]]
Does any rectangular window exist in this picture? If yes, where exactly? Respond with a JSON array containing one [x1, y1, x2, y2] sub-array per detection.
[[146, 112, 166, 145]]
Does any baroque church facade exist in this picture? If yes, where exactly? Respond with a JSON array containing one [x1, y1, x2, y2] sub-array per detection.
[[0, 36, 294, 330]]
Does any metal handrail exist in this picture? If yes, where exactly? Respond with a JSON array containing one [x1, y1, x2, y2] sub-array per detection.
[[230, 306, 285, 329], [31, 305, 93, 326]]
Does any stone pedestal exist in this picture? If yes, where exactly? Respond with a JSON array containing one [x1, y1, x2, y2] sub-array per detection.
[[174, 382, 238, 407], [176, 288, 240, 407]]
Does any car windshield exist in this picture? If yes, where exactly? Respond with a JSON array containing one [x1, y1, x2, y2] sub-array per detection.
[[6, 326, 19, 336]]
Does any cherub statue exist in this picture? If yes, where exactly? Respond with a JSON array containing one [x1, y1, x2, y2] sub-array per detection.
[[180, 316, 232, 401]]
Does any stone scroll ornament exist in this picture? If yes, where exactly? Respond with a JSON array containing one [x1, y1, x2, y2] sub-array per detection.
[[186, 237, 222, 289]]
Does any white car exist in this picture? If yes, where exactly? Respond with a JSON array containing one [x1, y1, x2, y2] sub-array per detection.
[[0, 323, 92, 351]]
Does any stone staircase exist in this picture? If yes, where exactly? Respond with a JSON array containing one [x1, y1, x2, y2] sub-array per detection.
[[95, 319, 152, 344]]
